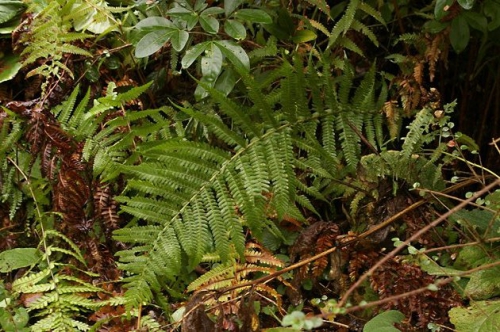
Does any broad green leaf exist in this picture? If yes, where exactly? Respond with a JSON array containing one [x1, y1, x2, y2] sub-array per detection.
[[0, 248, 41, 272], [199, 12, 219, 34], [462, 12, 487, 32], [194, 76, 215, 100], [486, 190, 500, 210], [167, 7, 198, 30], [363, 310, 405, 332], [202, 7, 224, 15], [450, 15, 470, 53], [194, 0, 208, 12], [434, 0, 454, 20], [0, 53, 22, 83], [201, 43, 223, 80], [292, 29, 317, 43], [449, 301, 500, 331], [167, 7, 192, 16], [224, 0, 243, 16], [0, 0, 24, 25], [418, 256, 464, 276], [457, 0, 475, 9], [214, 68, 238, 96], [214, 40, 250, 72], [0, 13, 22, 34], [234, 9, 272, 24], [199, 7, 223, 34], [423, 19, 449, 33], [454, 245, 491, 270], [135, 29, 175, 58], [135, 17, 173, 29], [0, 306, 29, 330], [452, 209, 500, 239], [485, 0, 500, 31], [465, 267, 500, 300], [224, 19, 246, 40], [182, 41, 211, 68], [170, 29, 189, 51]]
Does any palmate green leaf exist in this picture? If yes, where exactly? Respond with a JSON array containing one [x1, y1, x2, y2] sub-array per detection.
[[135, 28, 175, 58], [214, 40, 250, 72], [233, 9, 272, 24], [200, 7, 223, 34], [224, 19, 246, 40], [199, 13, 219, 34], [182, 41, 210, 68], [135, 16, 173, 29], [201, 43, 223, 80], [449, 300, 500, 331], [224, 0, 243, 16], [214, 67, 239, 96], [170, 28, 189, 51]]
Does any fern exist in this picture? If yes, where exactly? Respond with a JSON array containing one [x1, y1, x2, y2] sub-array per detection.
[[184, 241, 284, 326], [401, 107, 435, 158], [106, 59, 387, 308], [11, 229, 106, 331], [19, 1, 92, 82], [312, 0, 385, 55]]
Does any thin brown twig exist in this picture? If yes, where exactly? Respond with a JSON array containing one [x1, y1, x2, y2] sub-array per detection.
[[337, 178, 500, 308], [343, 277, 455, 314], [344, 259, 500, 314], [213, 178, 481, 298], [419, 187, 498, 213]]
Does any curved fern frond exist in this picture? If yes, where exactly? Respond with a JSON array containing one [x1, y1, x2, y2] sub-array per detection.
[[102, 59, 386, 308], [11, 230, 107, 332]]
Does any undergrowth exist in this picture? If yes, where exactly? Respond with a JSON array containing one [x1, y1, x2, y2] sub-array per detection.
[[1, 0, 500, 331]]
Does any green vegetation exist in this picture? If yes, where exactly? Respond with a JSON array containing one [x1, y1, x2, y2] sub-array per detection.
[[1, 0, 500, 331]]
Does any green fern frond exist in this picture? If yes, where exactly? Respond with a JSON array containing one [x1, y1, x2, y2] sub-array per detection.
[[328, 0, 360, 48], [401, 107, 434, 158], [304, 0, 331, 17], [187, 263, 236, 292], [308, 18, 331, 36], [248, 36, 278, 60], [358, 2, 386, 26], [336, 113, 360, 169], [18, 1, 94, 85], [394, 33, 421, 45], [338, 36, 365, 56], [11, 229, 107, 331], [351, 20, 379, 47], [106, 61, 386, 309]]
